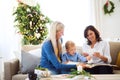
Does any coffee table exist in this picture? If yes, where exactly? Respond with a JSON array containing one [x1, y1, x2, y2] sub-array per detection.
[[25, 74, 120, 80], [92, 74, 120, 80]]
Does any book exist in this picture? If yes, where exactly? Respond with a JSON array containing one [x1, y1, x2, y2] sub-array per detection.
[[66, 61, 118, 68], [85, 63, 118, 68], [66, 62, 79, 65]]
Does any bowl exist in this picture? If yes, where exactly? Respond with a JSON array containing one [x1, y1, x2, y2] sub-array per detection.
[[34, 69, 51, 78]]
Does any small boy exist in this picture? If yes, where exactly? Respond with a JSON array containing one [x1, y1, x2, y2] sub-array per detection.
[[62, 40, 90, 64]]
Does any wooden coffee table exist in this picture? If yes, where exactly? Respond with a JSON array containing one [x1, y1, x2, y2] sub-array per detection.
[[25, 74, 120, 80]]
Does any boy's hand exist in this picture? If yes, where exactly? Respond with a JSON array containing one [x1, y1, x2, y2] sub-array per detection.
[[83, 52, 89, 57]]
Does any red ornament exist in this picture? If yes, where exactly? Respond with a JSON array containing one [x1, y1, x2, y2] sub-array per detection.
[[17, 0, 23, 3], [105, 0, 109, 6]]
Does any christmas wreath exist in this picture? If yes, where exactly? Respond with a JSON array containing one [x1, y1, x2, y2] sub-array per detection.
[[103, 0, 115, 15]]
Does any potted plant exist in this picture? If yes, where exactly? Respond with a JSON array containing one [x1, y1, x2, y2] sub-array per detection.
[[13, 1, 51, 45]]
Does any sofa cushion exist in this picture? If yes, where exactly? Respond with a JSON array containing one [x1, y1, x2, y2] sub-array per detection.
[[109, 42, 120, 65], [12, 74, 27, 80], [20, 50, 40, 74], [116, 52, 120, 67], [28, 48, 41, 57]]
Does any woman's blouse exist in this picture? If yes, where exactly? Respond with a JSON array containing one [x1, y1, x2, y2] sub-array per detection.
[[82, 41, 111, 64]]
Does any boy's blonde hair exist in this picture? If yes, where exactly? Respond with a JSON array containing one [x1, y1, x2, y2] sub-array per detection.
[[65, 41, 75, 49]]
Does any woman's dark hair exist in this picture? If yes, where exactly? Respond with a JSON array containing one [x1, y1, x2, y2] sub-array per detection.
[[84, 25, 102, 45]]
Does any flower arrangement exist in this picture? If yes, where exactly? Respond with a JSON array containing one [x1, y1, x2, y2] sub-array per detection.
[[13, 0, 51, 45], [103, 0, 115, 15]]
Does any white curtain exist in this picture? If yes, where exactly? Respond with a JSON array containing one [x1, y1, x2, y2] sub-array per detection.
[[90, 0, 103, 31], [0, 0, 21, 61]]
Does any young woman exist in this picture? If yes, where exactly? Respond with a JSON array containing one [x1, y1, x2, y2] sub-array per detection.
[[40, 21, 84, 74], [82, 25, 113, 74]]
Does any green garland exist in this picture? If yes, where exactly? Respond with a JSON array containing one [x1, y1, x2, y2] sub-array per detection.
[[103, 0, 115, 15], [69, 69, 96, 79]]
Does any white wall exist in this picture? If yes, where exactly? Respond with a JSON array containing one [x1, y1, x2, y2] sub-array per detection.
[[98, 0, 120, 41], [0, 0, 21, 61], [39, 0, 93, 46], [0, 0, 120, 62]]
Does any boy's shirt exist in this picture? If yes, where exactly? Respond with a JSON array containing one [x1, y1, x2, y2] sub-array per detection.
[[62, 52, 87, 63]]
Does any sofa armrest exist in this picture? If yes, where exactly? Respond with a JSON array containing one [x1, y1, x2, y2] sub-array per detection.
[[4, 58, 20, 80]]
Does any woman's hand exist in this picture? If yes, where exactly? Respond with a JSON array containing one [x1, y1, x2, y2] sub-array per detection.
[[77, 63, 86, 69], [77, 63, 92, 69], [86, 56, 91, 61], [93, 52, 108, 62], [93, 52, 101, 58], [64, 60, 71, 64]]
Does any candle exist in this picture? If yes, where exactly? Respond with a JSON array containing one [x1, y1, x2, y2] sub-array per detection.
[[77, 65, 82, 72]]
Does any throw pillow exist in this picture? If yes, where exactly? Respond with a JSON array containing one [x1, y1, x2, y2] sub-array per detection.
[[116, 51, 120, 67], [28, 48, 41, 57], [21, 50, 40, 74]]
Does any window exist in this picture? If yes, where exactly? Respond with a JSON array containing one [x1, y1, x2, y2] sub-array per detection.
[[39, 0, 94, 46]]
